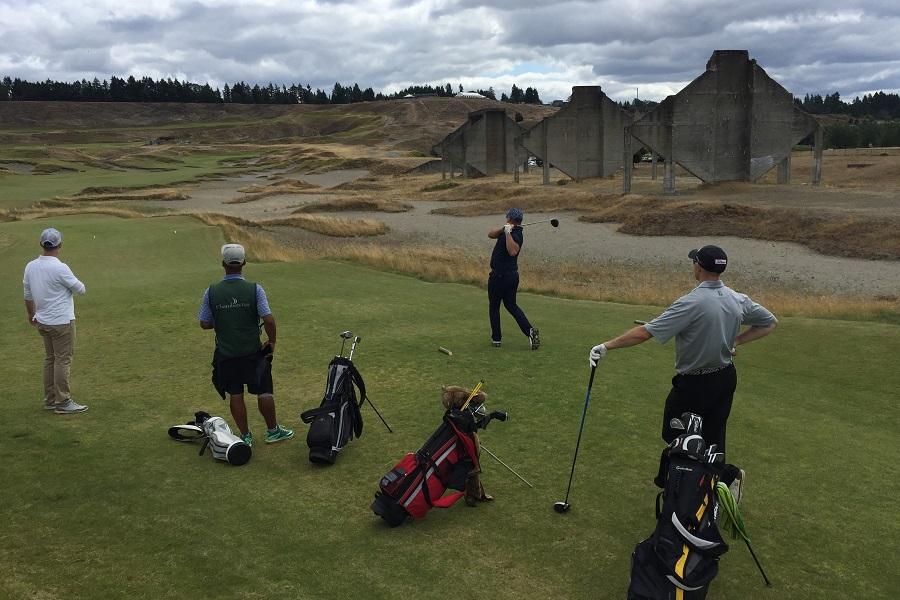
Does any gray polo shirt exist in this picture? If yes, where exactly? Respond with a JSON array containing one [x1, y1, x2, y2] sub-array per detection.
[[644, 280, 776, 374]]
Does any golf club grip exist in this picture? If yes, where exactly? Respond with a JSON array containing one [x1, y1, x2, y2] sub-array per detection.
[[587, 365, 596, 389]]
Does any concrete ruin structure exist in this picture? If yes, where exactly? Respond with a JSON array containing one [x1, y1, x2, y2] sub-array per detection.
[[432, 108, 525, 178], [518, 85, 633, 182], [624, 50, 823, 193]]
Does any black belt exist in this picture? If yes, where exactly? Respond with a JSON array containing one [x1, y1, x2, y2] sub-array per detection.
[[491, 270, 518, 275], [683, 365, 730, 376]]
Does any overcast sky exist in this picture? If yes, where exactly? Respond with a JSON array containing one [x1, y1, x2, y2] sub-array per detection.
[[2, 0, 898, 103]]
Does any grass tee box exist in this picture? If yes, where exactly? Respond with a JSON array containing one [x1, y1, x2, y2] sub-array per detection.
[[0, 214, 898, 599]]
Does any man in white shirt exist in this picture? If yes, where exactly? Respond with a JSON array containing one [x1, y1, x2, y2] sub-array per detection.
[[23, 228, 88, 414]]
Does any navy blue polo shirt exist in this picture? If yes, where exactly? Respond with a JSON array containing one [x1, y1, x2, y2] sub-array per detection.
[[490, 227, 524, 272]]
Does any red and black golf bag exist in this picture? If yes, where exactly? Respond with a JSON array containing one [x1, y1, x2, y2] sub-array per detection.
[[628, 413, 728, 600], [300, 356, 365, 464], [370, 409, 479, 527]]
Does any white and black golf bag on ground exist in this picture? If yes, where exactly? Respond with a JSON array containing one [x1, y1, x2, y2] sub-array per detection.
[[167, 411, 252, 466], [627, 413, 728, 600], [300, 356, 365, 464]]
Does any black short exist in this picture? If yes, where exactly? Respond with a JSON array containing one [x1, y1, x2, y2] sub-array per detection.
[[213, 353, 273, 396]]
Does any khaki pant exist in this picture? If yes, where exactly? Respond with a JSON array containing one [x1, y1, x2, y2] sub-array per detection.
[[38, 321, 76, 406]]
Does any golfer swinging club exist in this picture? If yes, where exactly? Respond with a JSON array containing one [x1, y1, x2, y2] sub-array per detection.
[[588, 245, 777, 502], [487, 208, 539, 349]]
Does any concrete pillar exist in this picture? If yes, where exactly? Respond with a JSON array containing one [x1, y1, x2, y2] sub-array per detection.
[[542, 119, 550, 185], [813, 126, 823, 185], [664, 127, 676, 193], [664, 159, 675, 194], [777, 155, 790, 184], [623, 130, 633, 193], [462, 142, 469, 179]]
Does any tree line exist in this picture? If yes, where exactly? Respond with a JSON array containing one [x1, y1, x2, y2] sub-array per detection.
[[0, 76, 543, 105]]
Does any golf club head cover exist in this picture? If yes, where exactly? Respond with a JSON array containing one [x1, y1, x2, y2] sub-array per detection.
[[440, 385, 486, 410], [201, 416, 252, 466]]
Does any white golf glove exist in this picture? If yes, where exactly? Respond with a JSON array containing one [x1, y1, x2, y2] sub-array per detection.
[[503, 224, 512, 234], [589, 343, 608, 367]]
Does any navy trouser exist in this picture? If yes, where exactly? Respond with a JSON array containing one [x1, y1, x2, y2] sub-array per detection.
[[488, 270, 532, 342]]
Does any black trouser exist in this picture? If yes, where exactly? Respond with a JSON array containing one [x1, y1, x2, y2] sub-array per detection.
[[661, 364, 741, 483]]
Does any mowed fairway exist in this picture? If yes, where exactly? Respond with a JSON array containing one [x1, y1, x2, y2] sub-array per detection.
[[1, 214, 897, 600]]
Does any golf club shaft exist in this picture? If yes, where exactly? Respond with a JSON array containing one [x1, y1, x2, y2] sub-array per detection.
[[561, 366, 597, 505], [460, 379, 484, 411], [744, 539, 773, 587], [521, 218, 555, 227], [480, 444, 533, 488], [364, 395, 393, 433], [348, 336, 361, 361]]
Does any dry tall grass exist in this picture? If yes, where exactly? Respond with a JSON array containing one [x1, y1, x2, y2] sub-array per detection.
[[279, 239, 898, 317], [262, 214, 390, 237]]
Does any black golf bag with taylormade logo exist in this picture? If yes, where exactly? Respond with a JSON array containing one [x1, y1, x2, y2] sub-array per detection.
[[628, 413, 728, 600], [300, 355, 365, 464]]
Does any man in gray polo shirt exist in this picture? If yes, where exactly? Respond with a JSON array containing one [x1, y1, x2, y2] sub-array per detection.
[[588, 245, 777, 500]]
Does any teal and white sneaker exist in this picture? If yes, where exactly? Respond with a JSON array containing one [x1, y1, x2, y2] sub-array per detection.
[[265, 425, 294, 445], [240, 431, 253, 447]]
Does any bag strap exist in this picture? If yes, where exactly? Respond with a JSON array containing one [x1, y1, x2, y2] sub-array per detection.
[[445, 413, 479, 468]]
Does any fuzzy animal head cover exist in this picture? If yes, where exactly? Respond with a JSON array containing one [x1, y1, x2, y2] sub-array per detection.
[[441, 385, 487, 410]]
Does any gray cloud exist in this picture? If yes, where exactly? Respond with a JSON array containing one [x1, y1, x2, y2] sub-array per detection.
[[1, 0, 898, 102]]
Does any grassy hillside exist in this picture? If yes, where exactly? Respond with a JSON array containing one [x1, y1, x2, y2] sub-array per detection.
[[0, 99, 556, 152]]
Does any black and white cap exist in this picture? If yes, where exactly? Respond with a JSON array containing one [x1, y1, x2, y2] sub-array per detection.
[[688, 245, 727, 273]]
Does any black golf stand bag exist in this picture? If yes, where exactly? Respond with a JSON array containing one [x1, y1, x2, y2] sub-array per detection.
[[628, 413, 728, 600], [371, 394, 507, 527], [300, 355, 365, 464], [167, 411, 252, 466], [300, 331, 372, 464]]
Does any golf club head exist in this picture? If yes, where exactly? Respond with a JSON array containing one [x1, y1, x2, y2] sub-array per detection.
[[339, 330, 354, 339], [550, 219, 559, 227], [669, 417, 686, 430], [553, 501, 571, 513]]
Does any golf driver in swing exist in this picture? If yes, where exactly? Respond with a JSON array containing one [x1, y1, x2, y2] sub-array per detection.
[[554, 365, 597, 513], [521, 218, 559, 228]]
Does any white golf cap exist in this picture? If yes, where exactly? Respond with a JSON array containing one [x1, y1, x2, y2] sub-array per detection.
[[221, 243, 245, 265]]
